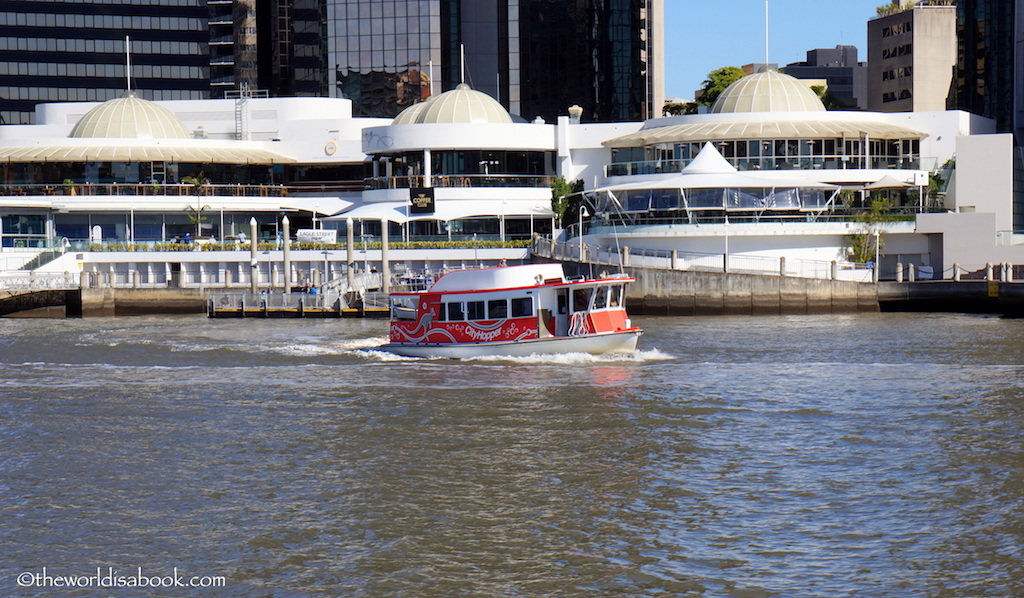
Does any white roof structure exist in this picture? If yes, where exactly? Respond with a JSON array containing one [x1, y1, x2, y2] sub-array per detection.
[[711, 68, 826, 113], [0, 91, 297, 164], [69, 92, 191, 139], [602, 119, 927, 148], [594, 143, 839, 193], [329, 199, 554, 223], [0, 141, 296, 164], [393, 84, 514, 125]]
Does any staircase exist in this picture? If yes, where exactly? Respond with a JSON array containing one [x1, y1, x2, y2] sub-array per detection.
[[20, 251, 63, 271]]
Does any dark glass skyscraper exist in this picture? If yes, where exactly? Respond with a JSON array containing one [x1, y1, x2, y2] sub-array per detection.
[[327, 0, 663, 122], [955, 0, 1015, 133], [0, 0, 210, 125], [955, 0, 1023, 228]]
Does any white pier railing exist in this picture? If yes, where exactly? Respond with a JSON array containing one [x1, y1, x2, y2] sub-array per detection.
[[0, 272, 79, 291], [532, 236, 873, 283]]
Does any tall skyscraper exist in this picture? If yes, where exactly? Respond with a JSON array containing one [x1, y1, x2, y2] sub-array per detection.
[[954, 0, 1022, 227], [0, 0, 210, 125], [210, 0, 327, 99], [954, 0, 1016, 133], [326, 0, 663, 122], [0, 0, 328, 124], [866, 1, 957, 113]]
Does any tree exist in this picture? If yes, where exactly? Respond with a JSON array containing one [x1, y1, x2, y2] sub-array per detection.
[[696, 66, 745, 108], [182, 171, 210, 238], [550, 176, 585, 228], [846, 198, 898, 263], [811, 85, 844, 111], [663, 102, 702, 116]]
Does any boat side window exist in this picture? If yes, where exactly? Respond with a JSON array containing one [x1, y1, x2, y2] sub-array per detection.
[[594, 286, 609, 309], [573, 288, 592, 313], [446, 301, 464, 321], [391, 296, 417, 320], [557, 290, 568, 314], [488, 299, 508, 319], [510, 297, 532, 318], [467, 300, 486, 320], [610, 285, 622, 307]]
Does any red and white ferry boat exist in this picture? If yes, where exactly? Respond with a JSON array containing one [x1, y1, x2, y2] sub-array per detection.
[[381, 263, 642, 358]]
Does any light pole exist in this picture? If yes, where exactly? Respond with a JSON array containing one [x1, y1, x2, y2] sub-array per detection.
[[578, 205, 589, 261], [321, 250, 330, 288]]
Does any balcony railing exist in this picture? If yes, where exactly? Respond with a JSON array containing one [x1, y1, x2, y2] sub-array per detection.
[[366, 174, 553, 190], [606, 155, 938, 177], [0, 182, 361, 198]]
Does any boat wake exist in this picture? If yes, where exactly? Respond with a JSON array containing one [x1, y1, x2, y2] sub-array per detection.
[[352, 345, 673, 364]]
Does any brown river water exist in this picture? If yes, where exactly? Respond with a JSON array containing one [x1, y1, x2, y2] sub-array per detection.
[[1, 312, 1023, 597]]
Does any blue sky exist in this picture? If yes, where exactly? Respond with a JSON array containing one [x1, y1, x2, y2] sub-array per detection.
[[663, 0, 884, 100]]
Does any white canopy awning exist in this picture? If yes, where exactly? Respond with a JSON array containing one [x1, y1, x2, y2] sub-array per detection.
[[327, 200, 554, 223], [592, 144, 839, 192], [0, 142, 296, 164], [602, 120, 927, 148]]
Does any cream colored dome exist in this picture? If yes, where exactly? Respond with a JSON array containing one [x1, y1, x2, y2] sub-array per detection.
[[392, 100, 429, 125], [710, 70, 826, 114], [69, 91, 191, 139], [409, 83, 513, 124]]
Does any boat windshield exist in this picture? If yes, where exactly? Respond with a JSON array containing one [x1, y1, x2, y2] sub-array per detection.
[[572, 284, 624, 313]]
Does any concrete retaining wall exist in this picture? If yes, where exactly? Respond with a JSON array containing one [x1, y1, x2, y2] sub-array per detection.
[[561, 262, 879, 316], [78, 288, 209, 317]]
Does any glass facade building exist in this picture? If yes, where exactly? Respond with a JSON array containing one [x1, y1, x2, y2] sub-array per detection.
[[955, 0, 1015, 133], [955, 0, 1022, 229], [0, 0, 210, 125], [326, 0, 662, 122], [328, 1, 440, 118]]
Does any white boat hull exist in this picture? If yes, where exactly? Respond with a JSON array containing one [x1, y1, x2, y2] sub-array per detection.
[[380, 330, 642, 359]]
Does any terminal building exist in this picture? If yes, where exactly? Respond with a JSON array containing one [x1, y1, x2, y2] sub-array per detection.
[[0, 68, 1021, 282]]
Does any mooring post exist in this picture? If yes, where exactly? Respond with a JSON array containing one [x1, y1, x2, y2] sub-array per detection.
[[283, 215, 291, 295], [249, 217, 258, 294]]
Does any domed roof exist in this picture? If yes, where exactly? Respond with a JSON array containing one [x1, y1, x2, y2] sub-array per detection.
[[69, 91, 191, 139], [392, 100, 429, 125], [710, 69, 826, 114], [403, 83, 513, 124]]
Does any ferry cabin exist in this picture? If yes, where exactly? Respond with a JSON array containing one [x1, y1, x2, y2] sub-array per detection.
[[388, 265, 635, 346]]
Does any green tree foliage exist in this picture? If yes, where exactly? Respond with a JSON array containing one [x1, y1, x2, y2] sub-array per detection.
[[550, 176, 585, 228], [696, 66, 745, 108], [811, 85, 844, 111], [182, 171, 210, 238], [846, 198, 897, 263]]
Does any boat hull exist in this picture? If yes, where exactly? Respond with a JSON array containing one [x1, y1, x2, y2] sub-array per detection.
[[379, 329, 642, 359]]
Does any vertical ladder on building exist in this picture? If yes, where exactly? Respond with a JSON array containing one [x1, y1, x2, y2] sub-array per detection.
[[277, 2, 292, 82], [150, 161, 166, 184], [234, 82, 251, 141]]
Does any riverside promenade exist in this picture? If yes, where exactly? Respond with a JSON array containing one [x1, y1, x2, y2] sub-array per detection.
[[532, 237, 1024, 316], [5, 237, 1024, 317]]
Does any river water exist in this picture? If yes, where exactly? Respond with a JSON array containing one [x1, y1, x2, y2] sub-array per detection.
[[1, 312, 1023, 597]]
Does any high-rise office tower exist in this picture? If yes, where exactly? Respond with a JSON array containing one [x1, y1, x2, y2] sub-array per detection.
[[0, 0, 327, 124], [327, 0, 663, 122], [954, 0, 1016, 134], [209, 0, 327, 99], [954, 0, 1022, 227], [0, 0, 210, 125], [866, 0, 957, 113]]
